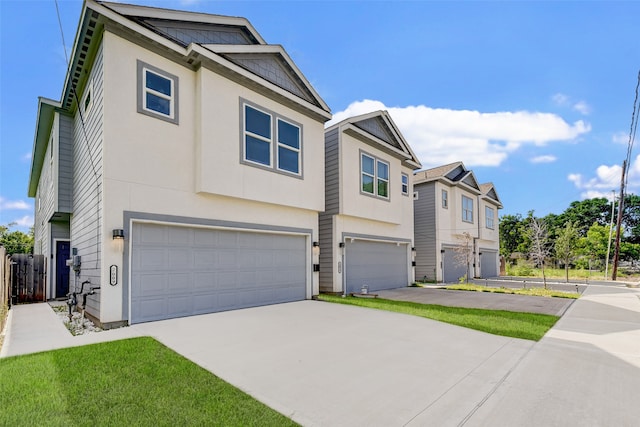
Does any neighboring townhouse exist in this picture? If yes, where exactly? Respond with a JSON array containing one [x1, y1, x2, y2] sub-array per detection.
[[320, 111, 422, 294], [413, 162, 502, 283], [28, 1, 331, 327]]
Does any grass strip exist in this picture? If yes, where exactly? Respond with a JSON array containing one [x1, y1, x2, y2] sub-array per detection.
[[445, 284, 580, 299], [318, 295, 559, 341], [0, 337, 297, 427]]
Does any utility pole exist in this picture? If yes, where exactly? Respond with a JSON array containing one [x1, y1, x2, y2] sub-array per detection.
[[612, 160, 626, 281], [605, 190, 616, 279]]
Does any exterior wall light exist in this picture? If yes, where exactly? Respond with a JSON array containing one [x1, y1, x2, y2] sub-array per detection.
[[112, 229, 125, 240]]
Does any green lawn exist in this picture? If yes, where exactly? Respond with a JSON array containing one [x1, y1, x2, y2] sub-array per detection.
[[0, 337, 297, 426], [318, 295, 559, 341], [445, 284, 580, 299]]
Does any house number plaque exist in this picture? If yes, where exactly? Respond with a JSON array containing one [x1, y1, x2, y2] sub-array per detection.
[[110, 265, 118, 286]]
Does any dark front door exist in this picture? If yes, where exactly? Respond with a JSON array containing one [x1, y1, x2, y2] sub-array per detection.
[[56, 241, 70, 298]]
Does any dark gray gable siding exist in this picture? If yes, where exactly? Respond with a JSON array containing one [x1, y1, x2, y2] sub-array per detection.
[[225, 54, 315, 104], [140, 19, 257, 45], [319, 127, 340, 292], [413, 182, 437, 281], [486, 188, 499, 202], [462, 174, 480, 190], [446, 165, 466, 181], [353, 117, 401, 150], [71, 43, 104, 320], [58, 114, 74, 213]]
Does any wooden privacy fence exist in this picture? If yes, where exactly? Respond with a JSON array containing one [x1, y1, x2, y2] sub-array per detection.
[[9, 254, 46, 304]]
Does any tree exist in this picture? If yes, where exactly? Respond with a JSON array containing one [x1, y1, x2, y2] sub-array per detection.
[[453, 232, 473, 283], [557, 198, 610, 236], [527, 218, 551, 289], [499, 213, 524, 261], [555, 221, 579, 282], [0, 223, 34, 256]]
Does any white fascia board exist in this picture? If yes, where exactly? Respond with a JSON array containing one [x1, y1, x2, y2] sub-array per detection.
[[379, 113, 422, 169], [342, 124, 413, 161], [189, 44, 332, 120], [29, 98, 61, 197], [205, 44, 331, 114], [99, 1, 266, 44]]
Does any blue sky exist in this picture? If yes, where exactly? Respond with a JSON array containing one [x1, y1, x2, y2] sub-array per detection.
[[1, 0, 639, 231]]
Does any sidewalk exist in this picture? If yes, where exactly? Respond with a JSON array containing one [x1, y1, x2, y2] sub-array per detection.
[[464, 283, 640, 426]]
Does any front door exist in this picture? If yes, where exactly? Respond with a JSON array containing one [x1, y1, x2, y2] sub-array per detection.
[[56, 240, 70, 298]]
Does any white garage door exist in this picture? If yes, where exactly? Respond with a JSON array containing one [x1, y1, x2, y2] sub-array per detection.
[[442, 247, 468, 283], [130, 222, 307, 324], [345, 239, 408, 294], [480, 251, 498, 278]]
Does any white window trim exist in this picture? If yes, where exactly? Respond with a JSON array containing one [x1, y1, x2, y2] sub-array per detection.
[[240, 99, 303, 178], [442, 189, 448, 209], [401, 173, 409, 196], [276, 117, 301, 175], [360, 151, 390, 200], [136, 60, 179, 125], [244, 104, 273, 168], [486, 206, 495, 229], [82, 78, 93, 115], [462, 195, 474, 223]]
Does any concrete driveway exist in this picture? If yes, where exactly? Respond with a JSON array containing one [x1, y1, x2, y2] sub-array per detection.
[[3, 282, 640, 426], [131, 301, 533, 426]]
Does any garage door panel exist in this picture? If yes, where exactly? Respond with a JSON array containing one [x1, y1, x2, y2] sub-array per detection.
[[443, 249, 467, 283], [345, 240, 408, 294], [130, 224, 307, 323]]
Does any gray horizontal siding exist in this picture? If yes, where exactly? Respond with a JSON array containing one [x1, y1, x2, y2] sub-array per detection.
[[71, 42, 104, 319], [58, 114, 74, 213], [324, 128, 340, 215], [414, 182, 437, 281], [318, 213, 333, 292]]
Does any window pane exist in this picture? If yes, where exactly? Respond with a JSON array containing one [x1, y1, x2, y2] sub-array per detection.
[[362, 174, 374, 193], [146, 93, 170, 116], [378, 179, 388, 197], [377, 161, 389, 180], [245, 135, 270, 165], [245, 106, 271, 139], [146, 70, 172, 96], [278, 146, 299, 173], [278, 120, 300, 149], [362, 155, 374, 175]]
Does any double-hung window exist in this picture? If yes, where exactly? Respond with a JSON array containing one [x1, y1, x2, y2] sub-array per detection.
[[137, 60, 179, 124], [401, 173, 409, 195], [242, 101, 302, 176], [486, 206, 495, 229], [442, 190, 448, 209], [462, 195, 474, 223], [361, 152, 389, 199]]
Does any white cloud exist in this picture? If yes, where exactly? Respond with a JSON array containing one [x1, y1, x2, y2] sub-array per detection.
[[612, 131, 629, 145], [551, 93, 590, 115], [14, 215, 34, 228], [567, 157, 640, 199], [0, 197, 31, 211], [530, 155, 557, 164], [328, 99, 590, 168], [22, 152, 32, 162]]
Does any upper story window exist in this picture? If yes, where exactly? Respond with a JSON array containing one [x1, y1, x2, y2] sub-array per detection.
[[137, 60, 179, 125], [486, 206, 495, 229], [401, 173, 409, 195], [83, 79, 93, 115], [442, 190, 448, 209], [361, 152, 389, 199], [462, 195, 474, 223], [242, 101, 302, 177]]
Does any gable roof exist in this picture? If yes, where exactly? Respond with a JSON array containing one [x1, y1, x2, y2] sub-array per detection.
[[326, 110, 422, 169], [413, 161, 481, 194], [480, 182, 503, 209], [58, 1, 330, 119]]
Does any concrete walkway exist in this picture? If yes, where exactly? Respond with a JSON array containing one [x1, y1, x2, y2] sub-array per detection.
[[1, 283, 639, 426]]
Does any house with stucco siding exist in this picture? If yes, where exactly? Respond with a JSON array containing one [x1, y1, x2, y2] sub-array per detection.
[[28, 1, 331, 327]]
